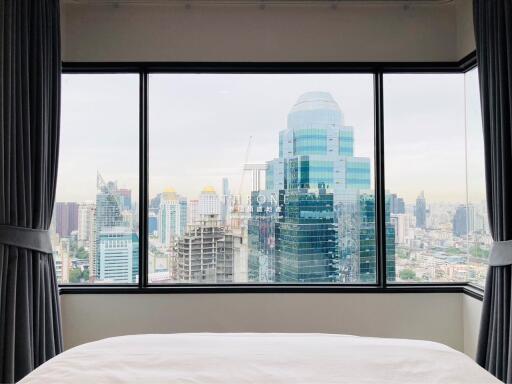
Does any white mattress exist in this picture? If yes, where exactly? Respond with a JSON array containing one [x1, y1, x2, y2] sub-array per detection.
[[19, 333, 499, 383]]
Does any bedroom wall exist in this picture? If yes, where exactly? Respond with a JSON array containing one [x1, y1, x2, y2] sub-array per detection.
[[455, 0, 476, 59], [463, 295, 483, 359], [60, 293, 464, 351], [59, 0, 479, 355], [61, 0, 474, 63]]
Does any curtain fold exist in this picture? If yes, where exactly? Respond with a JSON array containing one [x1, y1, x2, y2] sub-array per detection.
[[474, 0, 512, 382], [0, 0, 63, 382]]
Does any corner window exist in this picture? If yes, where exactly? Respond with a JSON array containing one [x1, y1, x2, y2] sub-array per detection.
[[54, 65, 489, 289], [384, 71, 489, 286]]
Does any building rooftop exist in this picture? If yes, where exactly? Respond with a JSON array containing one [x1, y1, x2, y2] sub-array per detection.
[[290, 91, 341, 114]]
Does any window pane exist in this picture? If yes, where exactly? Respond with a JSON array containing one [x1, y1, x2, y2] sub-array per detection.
[[52, 74, 139, 284], [465, 68, 491, 287], [385, 73, 485, 283], [148, 74, 380, 284]]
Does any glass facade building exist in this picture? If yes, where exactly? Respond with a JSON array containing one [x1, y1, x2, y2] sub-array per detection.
[[99, 229, 139, 283], [276, 189, 338, 282], [248, 91, 394, 283]]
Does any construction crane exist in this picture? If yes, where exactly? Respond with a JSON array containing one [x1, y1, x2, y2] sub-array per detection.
[[238, 135, 252, 199], [244, 164, 267, 192], [239, 136, 268, 193]]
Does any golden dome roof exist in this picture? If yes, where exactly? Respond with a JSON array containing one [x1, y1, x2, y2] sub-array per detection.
[[162, 187, 178, 201], [202, 186, 216, 193]]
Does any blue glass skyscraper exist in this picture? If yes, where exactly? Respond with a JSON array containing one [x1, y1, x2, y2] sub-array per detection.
[[250, 91, 395, 282]]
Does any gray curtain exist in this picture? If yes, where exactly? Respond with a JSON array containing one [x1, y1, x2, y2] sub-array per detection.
[[474, 0, 512, 383], [0, 0, 63, 382]]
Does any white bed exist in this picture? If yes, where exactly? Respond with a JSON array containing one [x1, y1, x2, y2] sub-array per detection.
[[19, 333, 499, 383]]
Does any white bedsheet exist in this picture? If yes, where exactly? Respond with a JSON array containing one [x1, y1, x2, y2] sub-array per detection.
[[19, 333, 499, 383]]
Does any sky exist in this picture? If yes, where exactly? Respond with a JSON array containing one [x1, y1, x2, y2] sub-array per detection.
[[56, 70, 486, 206]]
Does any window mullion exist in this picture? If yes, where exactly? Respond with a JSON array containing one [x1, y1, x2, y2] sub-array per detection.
[[374, 71, 387, 288]]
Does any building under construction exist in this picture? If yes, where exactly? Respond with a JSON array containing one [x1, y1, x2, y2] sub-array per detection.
[[175, 214, 241, 283]]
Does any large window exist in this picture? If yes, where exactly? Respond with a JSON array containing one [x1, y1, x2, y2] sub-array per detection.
[[52, 74, 139, 284], [55, 63, 488, 288], [384, 71, 489, 287], [148, 74, 376, 284]]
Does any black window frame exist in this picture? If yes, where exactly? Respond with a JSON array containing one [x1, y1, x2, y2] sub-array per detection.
[[59, 52, 484, 300]]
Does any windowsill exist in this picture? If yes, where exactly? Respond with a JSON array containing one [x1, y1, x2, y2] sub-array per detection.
[[58, 282, 483, 300], [462, 283, 485, 300]]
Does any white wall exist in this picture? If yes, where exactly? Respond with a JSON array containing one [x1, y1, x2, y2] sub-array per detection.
[[463, 294, 483, 359], [455, 0, 476, 59], [61, 292, 464, 351], [61, 0, 475, 63]]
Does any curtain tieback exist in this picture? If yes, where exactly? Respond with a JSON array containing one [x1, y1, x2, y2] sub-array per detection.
[[0, 224, 53, 253], [489, 240, 512, 266]]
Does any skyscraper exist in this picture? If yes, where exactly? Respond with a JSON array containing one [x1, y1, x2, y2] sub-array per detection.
[[390, 213, 409, 245], [390, 193, 405, 214], [188, 199, 199, 225], [248, 191, 277, 282], [453, 204, 475, 237], [87, 206, 96, 282], [149, 193, 162, 215], [54, 238, 71, 283], [253, 91, 394, 283], [94, 173, 132, 281], [77, 202, 95, 247], [98, 227, 139, 283], [158, 187, 187, 247], [179, 197, 188, 236], [55, 202, 79, 238], [117, 188, 132, 210], [415, 191, 427, 229], [276, 189, 338, 282], [221, 178, 230, 226], [148, 212, 158, 235], [199, 186, 220, 216]]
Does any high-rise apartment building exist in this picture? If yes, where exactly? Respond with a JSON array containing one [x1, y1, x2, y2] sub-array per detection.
[[390, 193, 406, 214], [77, 202, 95, 246], [453, 204, 475, 237], [55, 202, 79, 238], [415, 191, 427, 229], [199, 186, 220, 216], [87, 206, 96, 281], [148, 212, 158, 236], [221, 178, 230, 226], [390, 213, 409, 245], [54, 238, 71, 283], [117, 188, 132, 210], [188, 199, 199, 225], [98, 227, 139, 283], [158, 187, 187, 247], [179, 198, 187, 236]]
